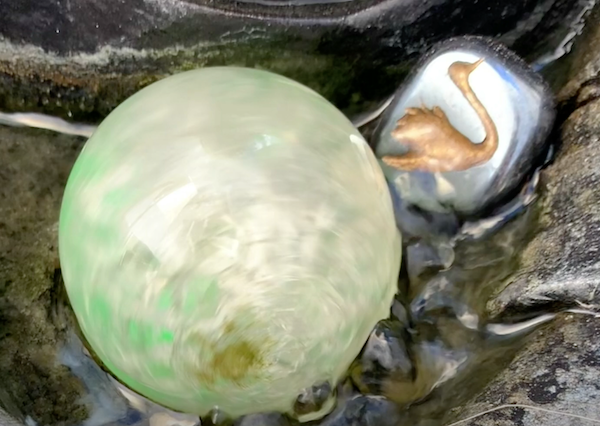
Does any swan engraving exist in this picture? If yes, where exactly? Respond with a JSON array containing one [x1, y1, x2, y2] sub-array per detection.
[[381, 59, 499, 173]]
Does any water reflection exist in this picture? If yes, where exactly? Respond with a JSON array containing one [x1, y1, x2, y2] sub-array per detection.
[[349, 183, 543, 426]]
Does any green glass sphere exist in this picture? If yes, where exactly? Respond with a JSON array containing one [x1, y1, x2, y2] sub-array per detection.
[[59, 67, 401, 420]]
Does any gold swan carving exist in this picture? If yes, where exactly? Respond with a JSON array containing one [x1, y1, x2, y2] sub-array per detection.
[[381, 59, 499, 173]]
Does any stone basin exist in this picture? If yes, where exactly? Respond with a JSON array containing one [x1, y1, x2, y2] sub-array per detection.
[[1, 1, 600, 426]]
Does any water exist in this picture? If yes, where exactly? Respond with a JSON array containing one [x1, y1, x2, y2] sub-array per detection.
[[336, 171, 543, 425]]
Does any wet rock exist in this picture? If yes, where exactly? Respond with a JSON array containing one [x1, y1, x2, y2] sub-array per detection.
[[0, 0, 594, 121], [488, 44, 600, 318], [318, 394, 401, 426], [483, 0, 600, 314], [294, 382, 335, 420], [233, 413, 289, 426], [350, 320, 412, 395], [439, 5, 600, 425], [445, 315, 600, 426], [371, 136, 549, 424], [0, 126, 87, 425], [406, 189, 540, 323]]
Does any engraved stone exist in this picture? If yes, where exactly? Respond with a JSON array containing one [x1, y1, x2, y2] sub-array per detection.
[[373, 37, 555, 216]]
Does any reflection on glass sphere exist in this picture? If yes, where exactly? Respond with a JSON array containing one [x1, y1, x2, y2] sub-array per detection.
[[59, 67, 401, 421]]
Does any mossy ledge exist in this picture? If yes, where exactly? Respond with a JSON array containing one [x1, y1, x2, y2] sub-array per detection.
[[0, 34, 409, 124]]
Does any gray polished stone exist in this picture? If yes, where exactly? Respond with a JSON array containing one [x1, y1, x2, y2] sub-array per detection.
[[1, 9, 600, 426], [317, 394, 401, 426], [487, 9, 600, 316], [349, 320, 412, 396], [488, 97, 600, 318], [372, 37, 555, 216]]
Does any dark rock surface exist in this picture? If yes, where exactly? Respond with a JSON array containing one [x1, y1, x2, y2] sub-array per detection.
[[445, 315, 600, 426], [0, 126, 87, 426], [445, 5, 600, 425], [0, 0, 594, 121], [1, 3, 600, 426], [487, 96, 600, 318], [487, 14, 600, 320]]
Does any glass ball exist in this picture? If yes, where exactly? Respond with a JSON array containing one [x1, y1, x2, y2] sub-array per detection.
[[59, 67, 401, 420]]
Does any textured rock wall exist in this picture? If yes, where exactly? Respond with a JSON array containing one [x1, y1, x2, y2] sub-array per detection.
[[0, 128, 87, 425], [1, 2, 600, 426], [0, 0, 592, 121], [445, 5, 600, 424]]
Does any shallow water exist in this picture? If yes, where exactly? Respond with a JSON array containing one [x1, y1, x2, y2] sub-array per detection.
[[345, 170, 544, 423]]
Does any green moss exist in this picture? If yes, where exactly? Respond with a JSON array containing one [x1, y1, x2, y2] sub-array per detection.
[[0, 33, 411, 123]]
